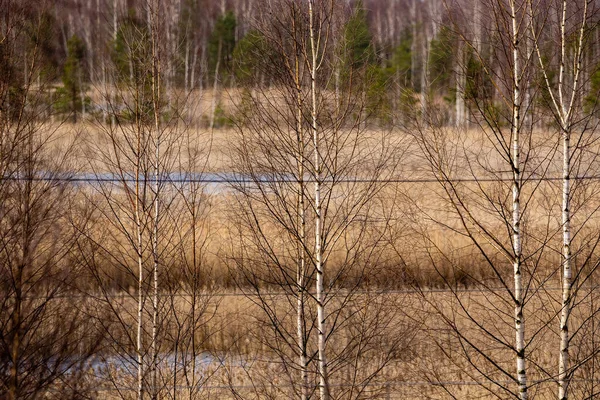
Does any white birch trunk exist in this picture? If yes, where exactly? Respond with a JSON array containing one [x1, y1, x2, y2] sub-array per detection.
[[149, 1, 161, 396], [191, 44, 199, 94], [151, 133, 159, 400], [432, 0, 440, 37], [509, 1, 527, 398], [79, 72, 86, 121], [308, 1, 329, 398], [296, 192, 308, 400], [85, 1, 94, 86], [295, 43, 309, 400], [136, 134, 144, 400], [455, 40, 465, 128], [189, 214, 198, 400], [197, 44, 205, 129], [528, 1, 587, 396], [113, 0, 118, 42], [296, 146, 308, 400], [184, 37, 190, 95], [410, 0, 417, 91], [559, 127, 571, 400], [474, 0, 481, 54], [557, 1, 586, 397], [421, 33, 430, 123], [209, 38, 222, 131], [386, 5, 395, 49], [557, 4, 570, 398]]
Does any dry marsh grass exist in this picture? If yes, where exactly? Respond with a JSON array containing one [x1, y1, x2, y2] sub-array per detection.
[[62, 158, 600, 291], [18, 121, 600, 398], [74, 288, 600, 399]]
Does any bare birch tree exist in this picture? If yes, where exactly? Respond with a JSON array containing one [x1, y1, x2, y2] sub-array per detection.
[[528, 1, 600, 398], [80, 4, 172, 397], [509, 2, 527, 395], [307, 1, 329, 396], [228, 2, 409, 399], [410, 1, 552, 398]]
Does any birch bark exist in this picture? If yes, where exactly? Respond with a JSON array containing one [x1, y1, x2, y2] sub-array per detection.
[[308, 1, 329, 398], [209, 39, 221, 131], [294, 25, 309, 400], [557, 5, 571, 398], [528, 1, 587, 396], [455, 39, 465, 128], [556, 1, 586, 396], [149, 0, 161, 397], [135, 122, 144, 400], [509, 1, 527, 398]]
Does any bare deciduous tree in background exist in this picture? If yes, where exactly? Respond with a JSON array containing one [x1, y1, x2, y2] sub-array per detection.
[[529, 1, 600, 398], [411, 0, 561, 398], [228, 1, 412, 399], [0, 1, 101, 398]]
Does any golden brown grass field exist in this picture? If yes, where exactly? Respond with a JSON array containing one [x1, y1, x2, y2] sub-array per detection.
[[28, 119, 600, 399]]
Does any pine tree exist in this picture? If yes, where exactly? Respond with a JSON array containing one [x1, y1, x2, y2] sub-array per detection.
[[208, 11, 236, 85], [60, 35, 87, 122]]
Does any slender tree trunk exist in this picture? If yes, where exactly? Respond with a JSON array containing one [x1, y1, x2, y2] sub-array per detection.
[[295, 39, 309, 400], [308, 1, 329, 398], [557, 3, 570, 397], [527, 1, 586, 397], [559, 127, 571, 400], [509, 2, 527, 398], [410, 0, 417, 91], [185, 36, 190, 95], [430, 0, 440, 37], [79, 72, 86, 121], [136, 136, 144, 400], [86, 0, 94, 85], [385, 5, 394, 49], [8, 280, 21, 400], [421, 33, 430, 124], [209, 38, 222, 130], [151, 129, 159, 400], [113, 0, 118, 42], [591, 275, 596, 398], [149, 1, 161, 396], [8, 275, 21, 400], [334, 67, 340, 116], [191, 44, 198, 94], [474, 0, 481, 54], [8, 232, 26, 400], [296, 154, 308, 400], [523, 6, 532, 129], [189, 211, 198, 400], [197, 44, 206, 129], [112, 0, 118, 126], [102, 53, 108, 123], [557, 0, 587, 396], [455, 40, 465, 128], [8, 136, 34, 400]]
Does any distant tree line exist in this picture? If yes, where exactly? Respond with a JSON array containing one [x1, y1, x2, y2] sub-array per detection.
[[4, 0, 599, 128]]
